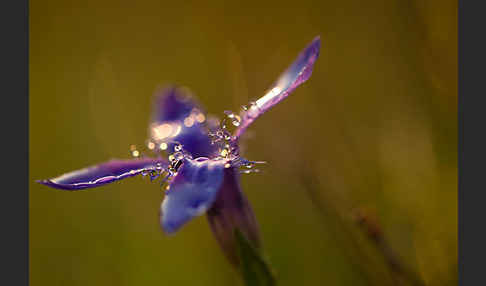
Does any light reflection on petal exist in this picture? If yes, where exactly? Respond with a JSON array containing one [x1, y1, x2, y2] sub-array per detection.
[[160, 158, 226, 233], [234, 36, 320, 139], [37, 158, 167, 190], [149, 86, 217, 157], [196, 113, 206, 123], [172, 124, 182, 137], [184, 117, 195, 127], [151, 123, 173, 140]]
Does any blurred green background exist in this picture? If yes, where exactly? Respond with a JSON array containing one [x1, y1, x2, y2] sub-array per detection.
[[30, 0, 457, 285]]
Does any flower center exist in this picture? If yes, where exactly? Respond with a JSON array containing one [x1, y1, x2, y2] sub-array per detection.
[[209, 110, 266, 174]]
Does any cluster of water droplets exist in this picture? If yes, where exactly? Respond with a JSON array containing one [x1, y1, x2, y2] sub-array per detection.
[[208, 110, 241, 160], [161, 142, 195, 192], [128, 104, 265, 190], [209, 109, 266, 174], [129, 141, 191, 191], [242, 101, 261, 120]]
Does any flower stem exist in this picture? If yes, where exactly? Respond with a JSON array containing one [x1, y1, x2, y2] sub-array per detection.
[[235, 229, 276, 286]]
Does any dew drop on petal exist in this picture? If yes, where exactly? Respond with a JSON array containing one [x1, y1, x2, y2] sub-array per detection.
[[184, 117, 195, 127], [149, 171, 160, 181], [174, 152, 184, 161], [195, 113, 206, 123], [220, 149, 229, 157], [224, 110, 235, 118], [232, 114, 241, 126]]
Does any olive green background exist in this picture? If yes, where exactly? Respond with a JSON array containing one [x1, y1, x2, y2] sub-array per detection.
[[30, 0, 457, 285]]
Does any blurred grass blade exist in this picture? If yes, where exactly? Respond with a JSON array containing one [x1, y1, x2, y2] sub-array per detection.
[[235, 229, 276, 286]]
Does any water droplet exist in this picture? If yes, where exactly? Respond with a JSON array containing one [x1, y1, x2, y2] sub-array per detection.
[[147, 141, 155, 150], [243, 101, 260, 118], [149, 171, 160, 181], [195, 113, 205, 123], [240, 168, 261, 174], [224, 110, 235, 118], [160, 142, 168, 150], [232, 115, 241, 127], [184, 117, 195, 127], [174, 152, 184, 161], [220, 149, 229, 158]]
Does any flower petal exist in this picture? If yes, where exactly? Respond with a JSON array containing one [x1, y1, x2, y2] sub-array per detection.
[[150, 86, 217, 158], [207, 167, 261, 266], [37, 158, 167, 190], [160, 157, 225, 233], [234, 36, 320, 138]]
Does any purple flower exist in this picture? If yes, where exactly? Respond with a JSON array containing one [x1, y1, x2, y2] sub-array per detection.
[[38, 36, 320, 265]]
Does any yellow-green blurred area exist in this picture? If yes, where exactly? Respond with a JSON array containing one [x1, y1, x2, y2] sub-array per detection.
[[30, 0, 457, 285]]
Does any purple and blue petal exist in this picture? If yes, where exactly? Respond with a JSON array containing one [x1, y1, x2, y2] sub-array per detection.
[[37, 158, 167, 190], [37, 38, 321, 268], [160, 157, 226, 233], [234, 36, 321, 138], [150, 86, 217, 158]]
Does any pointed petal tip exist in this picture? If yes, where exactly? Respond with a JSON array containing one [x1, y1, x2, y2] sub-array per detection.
[[35, 179, 50, 187], [308, 36, 321, 58], [36, 179, 84, 191], [36, 179, 48, 185], [233, 35, 321, 138]]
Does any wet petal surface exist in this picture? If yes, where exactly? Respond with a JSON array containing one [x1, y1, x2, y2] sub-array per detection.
[[37, 158, 167, 190], [235, 36, 320, 138], [150, 86, 217, 158]]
